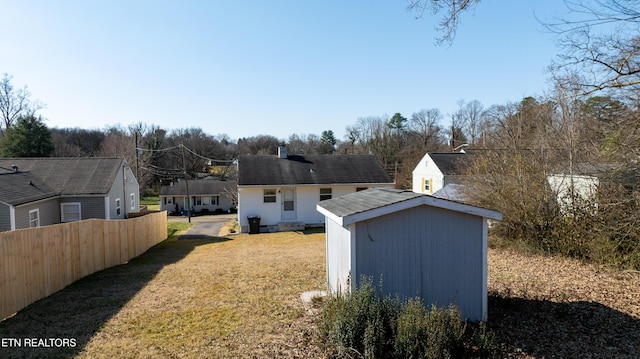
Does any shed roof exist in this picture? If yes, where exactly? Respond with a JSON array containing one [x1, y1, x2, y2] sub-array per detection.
[[317, 188, 502, 226], [0, 157, 128, 196], [237, 154, 392, 186], [160, 179, 237, 196]]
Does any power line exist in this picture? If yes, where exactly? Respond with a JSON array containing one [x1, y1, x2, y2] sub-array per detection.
[[136, 143, 236, 164]]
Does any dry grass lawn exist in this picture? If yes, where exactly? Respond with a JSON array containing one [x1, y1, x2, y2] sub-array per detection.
[[0, 228, 639, 358], [0, 229, 326, 358]]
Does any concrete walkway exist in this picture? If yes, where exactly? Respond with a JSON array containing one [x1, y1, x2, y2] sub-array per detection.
[[168, 213, 237, 239]]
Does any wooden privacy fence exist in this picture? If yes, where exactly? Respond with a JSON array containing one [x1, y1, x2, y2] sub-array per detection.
[[0, 211, 168, 321]]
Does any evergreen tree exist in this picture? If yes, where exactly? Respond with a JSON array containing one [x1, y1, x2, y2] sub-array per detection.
[[1, 115, 54, 157]]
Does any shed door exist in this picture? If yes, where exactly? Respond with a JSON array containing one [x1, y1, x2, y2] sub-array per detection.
[[281, 188, 296, 220]]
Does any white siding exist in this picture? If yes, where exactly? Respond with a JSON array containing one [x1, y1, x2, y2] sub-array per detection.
[[239, 184, 393, 232], [547, 174, 599, 212], [412, 153, 445, 194], [326, 219, 352, 295]]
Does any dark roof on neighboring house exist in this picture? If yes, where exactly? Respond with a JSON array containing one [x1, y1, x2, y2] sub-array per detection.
[[160, 179, 237, 196], [237, 154, 393, 186], [429, 153, 475, 176], [0, 169, 58, 206], [0, 158, 128, 196]]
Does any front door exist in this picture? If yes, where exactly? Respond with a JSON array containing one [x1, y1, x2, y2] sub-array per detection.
[[281, 188, 296, 220]]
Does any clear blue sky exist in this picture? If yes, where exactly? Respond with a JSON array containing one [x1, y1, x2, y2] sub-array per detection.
[[1, 1, 567, 142]]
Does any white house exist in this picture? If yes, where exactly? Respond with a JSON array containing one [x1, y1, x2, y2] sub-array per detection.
[[160, 179, 236, 215], [237, 145, 394, 233], [546, 162, 638, 212], [317, 188, 502, 321], [411, 152, 473, 200]]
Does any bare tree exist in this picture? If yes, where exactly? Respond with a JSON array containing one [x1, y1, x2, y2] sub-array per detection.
[[0, 74, 43, 136], [546, 1, 640, 96], [455, 99, 484, 146], [407, 108, 444, 149], [407, 0, 481, 44]]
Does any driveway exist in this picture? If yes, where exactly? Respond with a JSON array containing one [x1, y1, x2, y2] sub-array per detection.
[[168, 213, 237, 239]]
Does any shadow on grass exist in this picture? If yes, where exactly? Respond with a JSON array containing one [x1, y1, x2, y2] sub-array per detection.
[[488, 294, 640, 358], [0, 236, 228, 359]]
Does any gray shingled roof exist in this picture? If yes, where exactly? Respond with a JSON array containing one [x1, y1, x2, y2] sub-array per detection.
[[0, 168, 58, 205], [0, 158, 126, 197], [317, 187, 502, 224], [237, 154, 393, 186], [160, 179, 237, 196], [429, 153, 474, 176], [318, 188, 422, 218]]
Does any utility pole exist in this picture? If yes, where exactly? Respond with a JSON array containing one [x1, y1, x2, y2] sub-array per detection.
[[181, 143, 192, 223], [135, 131, 140, 179]]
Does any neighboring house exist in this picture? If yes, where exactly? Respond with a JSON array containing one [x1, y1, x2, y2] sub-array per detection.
[[316, 188, 502, 321], [0, 158, 139, 232], [411, 152, 473, 201], [237, 145, 394, 233], [547, 162, 638, 212], [160, 179, 237, 214]]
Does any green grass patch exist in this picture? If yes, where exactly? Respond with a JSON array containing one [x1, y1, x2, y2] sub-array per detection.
[[167, 221, 194, 238], [141, 196, 160, 211]]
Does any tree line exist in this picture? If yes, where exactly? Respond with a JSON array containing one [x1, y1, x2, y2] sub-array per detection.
[[2, 0, 639, 269]]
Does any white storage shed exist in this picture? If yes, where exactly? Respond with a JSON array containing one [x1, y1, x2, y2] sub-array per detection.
[[316, 188, 502, 321]]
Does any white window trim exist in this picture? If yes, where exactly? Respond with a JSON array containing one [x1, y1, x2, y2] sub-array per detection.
[[115, 198, 122, 216], [61, 202, 82, 222], [130, 193, 136, 211], [264, 189, 277, 203], [29, 209, 40, 228]]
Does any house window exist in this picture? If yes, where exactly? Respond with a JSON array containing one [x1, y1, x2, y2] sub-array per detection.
[[166, 197, 173, 204], [61, 203, 81, 222], [264, 189, 276, 203], [130, 193, 136, 211], [423, 178, 432, 193], [29, 209, 40, 228], [320, 188, 332, 201], [115, 198, 121, 216], [201, 196, 219, 206], [194, 196, 203, 206]]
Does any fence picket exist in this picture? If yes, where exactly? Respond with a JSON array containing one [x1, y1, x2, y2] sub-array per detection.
[[0, 211, 167, 321]]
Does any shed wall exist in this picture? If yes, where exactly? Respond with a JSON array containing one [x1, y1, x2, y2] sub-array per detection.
[[326, 218, 352, 294], [353, 205, 485, 321]]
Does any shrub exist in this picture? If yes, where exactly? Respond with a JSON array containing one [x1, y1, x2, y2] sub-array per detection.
[[394, 300, 465, 359], [317, 278, 486, 359], [318, 279, 397, 358]]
